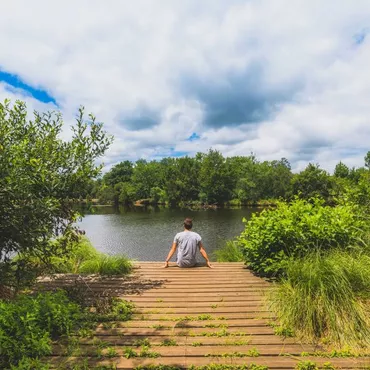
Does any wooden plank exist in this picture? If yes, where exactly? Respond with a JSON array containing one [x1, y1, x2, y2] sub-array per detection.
[[135, 307, 271, 314], [131, 313, 276, 320], [126, 301, 265, 308], [95, 326, 275, 336], [52, 344, 317, 357], [128, 292, 265, 297], [109, 319, 270, 328], [124, 296, 264, 302], [78, 334, 301, 345]]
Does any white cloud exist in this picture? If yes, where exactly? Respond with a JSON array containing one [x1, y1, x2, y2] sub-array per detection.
[[1, 0, 370, 172]]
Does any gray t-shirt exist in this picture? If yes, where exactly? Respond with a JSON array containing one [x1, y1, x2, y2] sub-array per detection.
[[174, 231, 202, 267]]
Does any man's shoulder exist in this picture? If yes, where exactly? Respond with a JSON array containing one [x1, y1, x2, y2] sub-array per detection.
[[190, 231, 202, 240], [175, 231, 201, 239]]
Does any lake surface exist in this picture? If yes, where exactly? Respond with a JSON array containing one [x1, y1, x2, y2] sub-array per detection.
[[78, 206, 259, 262]]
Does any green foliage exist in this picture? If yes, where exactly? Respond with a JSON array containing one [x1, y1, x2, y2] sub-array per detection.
[[0, 291, 81, 368], [103, 160, 133, 187], [334, 161, 350, 178], [123, 347, 138, 358], [321, 363, 336, 370], [79, 254, 132, 275], [139, 345, 160, 358], [19, 236, 132, 276], [160, 338, 177, 346], [269, 251, 370, 347], [237, 197, 364, 276], [273, 325, 294, 338], [188, 365, 269, 370], [198, 149, 233, 203], [295, 361, 318, 370], [365, 151, 370, 169], [0, 288, 133, 369], [214, 240, 244, 262], [94, 150, 293, 206], [0, 100, 112, 289], [134, 366, 181, 370], [10, 357, 50, 370], [133, 338, 151, 347], [291, 163, 334, 202]]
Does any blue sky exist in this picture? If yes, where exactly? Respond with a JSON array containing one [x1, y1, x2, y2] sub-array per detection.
[[0, 70, 56, 104], [1, 0, 370, 172]]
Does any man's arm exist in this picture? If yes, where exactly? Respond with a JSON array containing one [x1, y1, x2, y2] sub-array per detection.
[[163, 242, 177, 268], [199, 242, 212, 268]]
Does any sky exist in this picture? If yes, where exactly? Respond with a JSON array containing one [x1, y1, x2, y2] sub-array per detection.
[[1, 1, 370, 173]]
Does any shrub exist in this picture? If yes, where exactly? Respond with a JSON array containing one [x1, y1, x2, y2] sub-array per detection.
[[0, 290, 134, 368], [0, 291, 81, 368], [10, 357, 50, 370], [237, 197, 364, 277], [269, 251, 370, 347]]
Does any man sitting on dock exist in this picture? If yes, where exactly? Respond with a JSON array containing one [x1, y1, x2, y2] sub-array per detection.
[[163, 218, 212, 268]]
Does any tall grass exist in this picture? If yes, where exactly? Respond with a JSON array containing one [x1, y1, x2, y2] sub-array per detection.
[[79, 254, 132, 275], [18, 236, 132, 276], [213, 240, 244, 262], [269, 250, 370, 348]]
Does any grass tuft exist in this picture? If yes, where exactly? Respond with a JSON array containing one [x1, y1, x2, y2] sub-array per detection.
[[213, 240, 244, 262], [269, 250, 370, 348]]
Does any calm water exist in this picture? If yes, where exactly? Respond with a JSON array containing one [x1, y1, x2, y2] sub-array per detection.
[[78, 206, 259, 262]]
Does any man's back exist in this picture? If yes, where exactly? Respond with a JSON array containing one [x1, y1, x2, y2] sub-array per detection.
[[174, 230, 201, 267]]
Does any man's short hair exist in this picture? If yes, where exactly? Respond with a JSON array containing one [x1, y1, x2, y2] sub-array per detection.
[[184, 218, 193, 230]]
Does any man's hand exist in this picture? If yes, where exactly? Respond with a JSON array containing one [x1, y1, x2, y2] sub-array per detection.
[[162, 261, 169, 268], [206, 261, 213, 269]]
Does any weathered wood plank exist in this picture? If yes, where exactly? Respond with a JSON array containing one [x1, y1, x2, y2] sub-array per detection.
[[42, 262, 370, 369]]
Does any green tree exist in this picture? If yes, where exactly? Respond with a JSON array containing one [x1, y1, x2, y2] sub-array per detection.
[[103, 160, 133, 186], [0, 100, 112, 288], [131, 159, 162, 200], [291, 163, 334, 202], [365, 150, 370, 169], [198, 149, 232, 203], [334, 161, 350, 178]]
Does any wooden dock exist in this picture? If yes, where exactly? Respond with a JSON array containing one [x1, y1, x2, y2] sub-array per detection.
[[42, 262, 370, 369]]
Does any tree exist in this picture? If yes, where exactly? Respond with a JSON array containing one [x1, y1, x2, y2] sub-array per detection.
[[103, 160, 133, 186], [198, 149, 232, 203], [291, 163, 334, 202], [365, 151, 370, 169], [131, 159, 162, 199], [334, 161, 350, 178], [0, 100, 112, 288]]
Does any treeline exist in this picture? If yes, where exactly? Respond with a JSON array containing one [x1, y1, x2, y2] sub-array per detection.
[[86, 149, 370, 206]]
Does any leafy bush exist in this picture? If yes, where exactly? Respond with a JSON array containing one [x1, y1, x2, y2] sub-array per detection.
[[10, 357, 50, 370], [237, 197, 364, 276], [0, 291, 81, 368], [0, 289, 134, 368], [214, 240, 244, 262], [269, 251, 370, 348]]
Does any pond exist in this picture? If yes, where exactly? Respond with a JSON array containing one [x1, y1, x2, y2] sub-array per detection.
[[78, 206, 260, 262]]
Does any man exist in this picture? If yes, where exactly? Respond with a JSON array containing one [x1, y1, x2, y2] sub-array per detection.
[[163, 218, 212, 268]]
